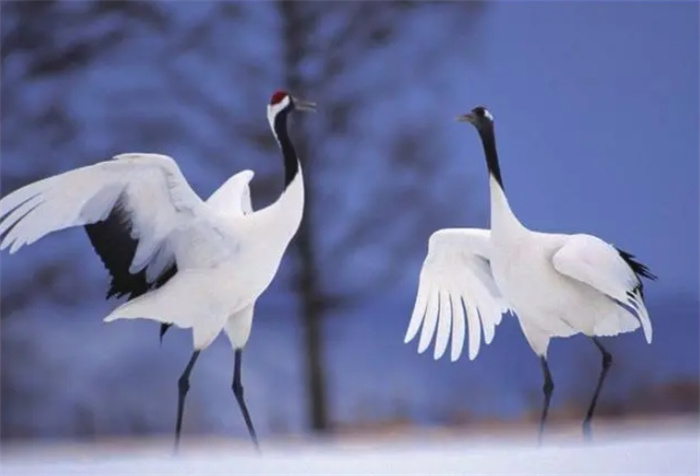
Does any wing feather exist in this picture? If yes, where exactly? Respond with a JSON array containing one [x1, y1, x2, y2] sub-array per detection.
[[463, 296, 482, 361], [0, 153, 228, 303], [405, 279, 429, 344], [405, 228, 510, 362], [207, 170, 255, 216], [417, 287, 440, 354], [433, 289, 452, 359], [552, 234, 654, 343], [0, 154, 205, 254], [0, 194, 44, 241], [449, 294, 466, 361]]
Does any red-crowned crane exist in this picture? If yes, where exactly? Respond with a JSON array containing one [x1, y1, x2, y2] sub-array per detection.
[[0, 91, 316, 452], [405, 106, 655, 443]]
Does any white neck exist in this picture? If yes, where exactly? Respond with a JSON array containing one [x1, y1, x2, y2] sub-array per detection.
[[489, 174, 525, 239], [254, 163, 305, 244], [276, 163, 305, 229], [267, 96, 291, 141]]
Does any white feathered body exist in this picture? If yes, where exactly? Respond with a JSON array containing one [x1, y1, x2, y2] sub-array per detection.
[[107, 206, 300, 349], [0, 153, 304, 350], [104, 167, 304, 350], [405, 176, 652, 361], [489, 228, 640, 356], [488, 180, 650, 356]]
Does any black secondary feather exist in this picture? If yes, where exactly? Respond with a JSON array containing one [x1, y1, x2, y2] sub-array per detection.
[[616, 247, 657, 299], [616, 248, 657, 281], [84, 195, 177, 341]]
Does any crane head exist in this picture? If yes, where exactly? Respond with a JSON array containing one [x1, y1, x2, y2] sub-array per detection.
[[457, 106, 494, 129], [268, 90, 316, 117]]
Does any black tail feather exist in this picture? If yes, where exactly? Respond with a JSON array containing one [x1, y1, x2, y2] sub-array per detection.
[[616, 247, 658, 282]]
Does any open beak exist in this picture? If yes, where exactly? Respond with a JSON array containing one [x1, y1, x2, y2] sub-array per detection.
[[456, 112, 475, 123], [294, 97, 317, 112]]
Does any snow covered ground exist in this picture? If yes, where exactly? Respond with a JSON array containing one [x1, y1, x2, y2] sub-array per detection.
[[2, 419, 698, 475]]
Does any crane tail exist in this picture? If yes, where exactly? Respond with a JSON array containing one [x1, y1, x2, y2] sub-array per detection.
[[104, 272, 229, 350]]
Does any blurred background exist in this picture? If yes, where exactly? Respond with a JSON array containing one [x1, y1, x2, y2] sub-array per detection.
[[1, 0, 698, 444]]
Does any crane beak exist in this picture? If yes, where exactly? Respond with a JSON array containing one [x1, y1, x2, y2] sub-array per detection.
[[294, 97, 317, 112], [456, 112, 475, 123]]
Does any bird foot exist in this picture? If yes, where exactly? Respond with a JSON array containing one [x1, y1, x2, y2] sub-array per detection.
[[582, 421, 593, 442]]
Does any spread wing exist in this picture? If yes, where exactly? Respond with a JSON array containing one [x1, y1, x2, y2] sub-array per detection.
[[404, 228, 511, 362], [207, 169, 254, 216], [0, 153, 228, 301], [552, 234, 655, 343]]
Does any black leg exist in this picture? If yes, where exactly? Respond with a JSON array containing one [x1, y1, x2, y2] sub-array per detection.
[[174, 350, 200, 454], [538, 356, 554, 446], [232, 349, 259, 451], [160, 323, 171, 345], [583, 337, 612, 441]]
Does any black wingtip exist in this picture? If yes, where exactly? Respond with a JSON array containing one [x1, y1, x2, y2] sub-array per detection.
[[616, 248, 658, 281]]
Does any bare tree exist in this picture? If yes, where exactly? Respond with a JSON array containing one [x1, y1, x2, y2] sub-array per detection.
[[274, 0, 487, 432]]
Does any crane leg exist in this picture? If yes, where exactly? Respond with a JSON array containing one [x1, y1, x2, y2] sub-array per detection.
[[583, 337, 612, 441], [232, 349, 259, 451], [538, 356, 554, 446], [174, 350, 200, 454]]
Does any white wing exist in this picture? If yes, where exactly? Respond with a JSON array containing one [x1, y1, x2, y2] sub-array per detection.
[[207, 169, 254, 216], [0, 153, 222, 279], [552, 233, 652, 343], [404, 228, 511, 362]]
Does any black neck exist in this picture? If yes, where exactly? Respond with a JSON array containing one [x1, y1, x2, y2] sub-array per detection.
[[477, 125, 504, 190], [273, 109, 300, 189]]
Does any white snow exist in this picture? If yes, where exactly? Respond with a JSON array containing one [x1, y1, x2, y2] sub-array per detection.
[[2, 424, 697, 476]]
